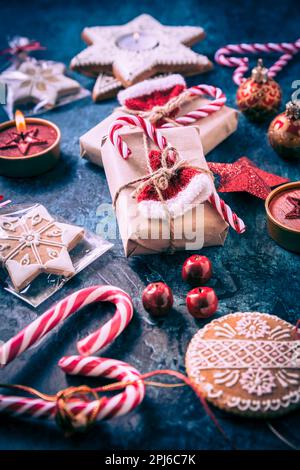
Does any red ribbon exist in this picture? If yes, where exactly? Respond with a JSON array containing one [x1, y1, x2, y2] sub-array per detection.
[[0, 41, 45, 57]]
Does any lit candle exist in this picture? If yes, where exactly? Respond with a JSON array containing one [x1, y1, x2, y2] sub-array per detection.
[[116, 31, 159, 51], [0, 110, 61, 177]]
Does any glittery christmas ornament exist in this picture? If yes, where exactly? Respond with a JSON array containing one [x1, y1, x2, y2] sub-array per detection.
[[208, 157, 289, 200], [236, 59, 281, 121], [268, 101, 300, 159]]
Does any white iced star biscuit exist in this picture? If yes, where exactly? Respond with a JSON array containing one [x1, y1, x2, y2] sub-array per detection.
[[0, 205, 84, 291], [71, 14, 212, 86], [0, 59, 81, 108]]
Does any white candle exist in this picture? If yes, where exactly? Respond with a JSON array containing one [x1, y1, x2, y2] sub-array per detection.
[[116, 31, 159, 51]]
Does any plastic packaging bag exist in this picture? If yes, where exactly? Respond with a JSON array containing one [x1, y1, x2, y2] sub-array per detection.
[[0, 203, 113, 307]]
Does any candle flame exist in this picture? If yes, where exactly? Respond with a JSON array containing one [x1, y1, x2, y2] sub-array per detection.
[[133, 32, 140, 41], [15, 110, 27, 134]]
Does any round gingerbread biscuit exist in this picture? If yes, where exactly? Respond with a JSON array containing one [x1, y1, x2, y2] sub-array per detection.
[[186, 312, 300, 418]]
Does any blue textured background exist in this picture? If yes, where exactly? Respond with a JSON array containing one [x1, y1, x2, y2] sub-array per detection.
[[0, 0, 299, 451]]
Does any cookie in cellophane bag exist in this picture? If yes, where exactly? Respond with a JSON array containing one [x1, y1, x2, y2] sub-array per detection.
[[0, 203, 112, 307]]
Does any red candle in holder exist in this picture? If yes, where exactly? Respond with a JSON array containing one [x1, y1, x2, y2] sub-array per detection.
[[265, 182, 300, 253], [0, 111, 60, 177]]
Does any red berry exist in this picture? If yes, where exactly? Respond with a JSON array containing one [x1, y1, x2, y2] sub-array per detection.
[[186, 286, 218, 318], [142, 282, 173, 316], [182, 255, 212, 286]]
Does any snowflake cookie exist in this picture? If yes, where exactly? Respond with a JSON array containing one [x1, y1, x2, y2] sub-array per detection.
[[0, 205, 84, 291], [70, 14, 212, 87], [185, 312, 300, 418]]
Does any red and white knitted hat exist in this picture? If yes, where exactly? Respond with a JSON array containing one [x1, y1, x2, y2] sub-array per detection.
[[118, 74, 187, 112], [136, 149, 213, 219]]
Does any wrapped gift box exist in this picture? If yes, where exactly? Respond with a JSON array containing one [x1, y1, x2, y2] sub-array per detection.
[[80, 98, 238, 168], [101, 125, 228, 256]]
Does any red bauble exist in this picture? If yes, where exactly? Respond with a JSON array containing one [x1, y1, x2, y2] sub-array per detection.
[[182, 255, 212, 286], [268, 101, 300, 159], [142, 282, 173, 316], [236, 59, 281, 121], [186, 287, 218, 318]]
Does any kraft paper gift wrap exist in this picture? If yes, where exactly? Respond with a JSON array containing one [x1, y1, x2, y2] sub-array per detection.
[[101, 125, 228, 256], [80, 98, 239, 167]]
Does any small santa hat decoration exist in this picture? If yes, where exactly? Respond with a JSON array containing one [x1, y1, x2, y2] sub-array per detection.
[[135, 148, 213, 219], [118, 74, 187, 112]]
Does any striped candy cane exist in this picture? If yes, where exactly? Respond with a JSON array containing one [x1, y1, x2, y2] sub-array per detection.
[[109, 115, 245, 233], [0, 285, 146, 426], [161, 84, 226, 127], [0, 285, 133, 367], [109, 115, 167, 159], [0, 357, 144, 423], [215, 39, 300, 85], [209, 191, 246, 234]]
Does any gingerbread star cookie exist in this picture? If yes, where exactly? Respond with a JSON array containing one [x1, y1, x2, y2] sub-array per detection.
[[92, 73, 122, 101], [70, 14, 212, 87], [0, 59, 81, 109], [0, 205, 84, 291], [186, 312, 300, 418]]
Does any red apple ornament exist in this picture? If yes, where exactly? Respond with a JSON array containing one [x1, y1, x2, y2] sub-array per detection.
[[142, 282, 173, 316], [186, 287, 218, 318], [182, 255, 212, 286]]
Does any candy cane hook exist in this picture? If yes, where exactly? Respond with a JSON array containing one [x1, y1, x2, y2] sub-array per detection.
[[109, 115, 167, 159], [161, 84, 226, 128], [0, 285, 133, 367], [0, 357, 145, 424], [215, 39, 300, 85]]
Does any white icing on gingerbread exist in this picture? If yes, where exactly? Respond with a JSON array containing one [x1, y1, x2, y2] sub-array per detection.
[[186, 312, 300, 417]]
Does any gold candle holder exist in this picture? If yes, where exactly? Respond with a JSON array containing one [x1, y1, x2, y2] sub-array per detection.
[[265, 181, 300, 253], [0, 112, 61, 178]]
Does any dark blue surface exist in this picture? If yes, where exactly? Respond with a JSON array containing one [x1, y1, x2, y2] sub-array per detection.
[[0, 0, 300, 451]]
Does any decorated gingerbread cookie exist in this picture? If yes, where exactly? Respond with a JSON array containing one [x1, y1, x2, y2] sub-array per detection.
[[0, 205, 84, 291], [70, 14, 212, 87], [0, 59, 81, 109], [186, 312, 300, 418], [92, 73, 123, 101]]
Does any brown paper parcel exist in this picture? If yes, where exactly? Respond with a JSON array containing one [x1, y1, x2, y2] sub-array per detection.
[[80, 97, 239, 167], [101, 125, 228, 256]]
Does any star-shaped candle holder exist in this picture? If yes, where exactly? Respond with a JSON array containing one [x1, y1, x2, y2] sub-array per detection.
[[71, 14, 212, 88]]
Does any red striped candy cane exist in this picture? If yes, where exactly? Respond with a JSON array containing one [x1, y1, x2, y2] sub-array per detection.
[[0, 357, 144, 423], [0, 285, 133, 367], [215, 39, 300, 85], [161, 84, 226, 127], [209, 191, 246, 234], [109, 115, 167, 159], [109, 115, 245, 233], [59, 356, 145, 420]]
